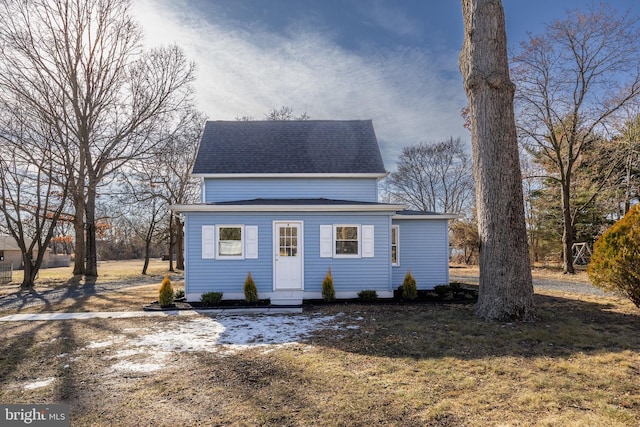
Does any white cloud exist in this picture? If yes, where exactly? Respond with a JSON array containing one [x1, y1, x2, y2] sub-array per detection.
[[132, 0, 468, 168]]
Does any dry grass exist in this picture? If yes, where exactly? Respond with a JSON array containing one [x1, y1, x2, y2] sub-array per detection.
[[0, 259, 182, 314], [450, 262, 592, 284], [0, 260, 639, 426]]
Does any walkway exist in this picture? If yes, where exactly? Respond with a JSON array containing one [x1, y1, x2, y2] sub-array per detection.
[[0, 306, 303, 322]]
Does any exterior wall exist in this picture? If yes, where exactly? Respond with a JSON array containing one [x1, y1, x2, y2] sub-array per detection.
[[203, 177, 380, 203], [0, 249, 54, 269], [0, 250, 23, 269], [391, 219, 450, 289], [184, 211, 392, 300]]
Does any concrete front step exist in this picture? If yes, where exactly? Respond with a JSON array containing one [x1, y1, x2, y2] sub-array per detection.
[[271, 291, 303, 306]]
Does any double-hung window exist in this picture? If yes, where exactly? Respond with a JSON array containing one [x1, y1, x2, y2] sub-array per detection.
[[217, 225, 243, 258], [202, 224, 258, 260], [320, 224, 374, 258], [334, 225, 359, 257]]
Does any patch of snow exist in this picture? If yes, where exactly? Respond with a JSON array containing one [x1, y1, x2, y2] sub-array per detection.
[[110, 361, 163, 373], [85, 313, 354, 374], [86, 340, 116, 349], [24, 378, 55, 390]]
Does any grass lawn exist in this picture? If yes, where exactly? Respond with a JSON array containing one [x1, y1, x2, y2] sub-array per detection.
[[0, 260, 639, 426]]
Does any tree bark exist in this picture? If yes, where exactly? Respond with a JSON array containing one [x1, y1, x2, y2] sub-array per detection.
[[84, 185, 98, 277], [168, 212, 175, 272], [21, 252, 36, 289], [561, 182, 576, 274], [460, 0, 535, 321], [175, 215, 185, 270]]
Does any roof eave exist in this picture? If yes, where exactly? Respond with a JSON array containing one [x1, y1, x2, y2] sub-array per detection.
[[392, 213, 459, 220], [191, 172, 389, 179], [171, 203, 405, 213]]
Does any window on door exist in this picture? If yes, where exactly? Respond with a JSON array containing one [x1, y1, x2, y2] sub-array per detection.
[[279, 225, 298, 257]]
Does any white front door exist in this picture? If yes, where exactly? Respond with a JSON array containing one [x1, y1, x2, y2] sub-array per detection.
[[273, 222, 303, 290]]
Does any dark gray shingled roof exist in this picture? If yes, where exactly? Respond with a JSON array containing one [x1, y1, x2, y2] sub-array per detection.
[[192, 120, 386, 174]]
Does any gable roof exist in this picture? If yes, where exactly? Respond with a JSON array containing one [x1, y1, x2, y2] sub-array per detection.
[[192, 120, 386, 176]]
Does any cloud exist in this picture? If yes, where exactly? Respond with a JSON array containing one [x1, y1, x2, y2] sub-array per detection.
[[132, 0, 468, 168], [355, 0, 422, 38]]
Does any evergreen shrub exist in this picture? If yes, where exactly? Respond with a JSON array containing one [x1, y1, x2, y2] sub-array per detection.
[[402, 270, 418, 300], [322, 268, 336, 302], [158, 274, 174, 307], [244, 272, 259, 303], [588, 205, 640, 308], [357, 289, 377, 302], [200, 291, 223, 306]]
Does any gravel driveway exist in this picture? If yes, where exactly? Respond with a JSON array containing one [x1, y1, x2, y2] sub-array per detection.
[[449, 274, 606, 296]]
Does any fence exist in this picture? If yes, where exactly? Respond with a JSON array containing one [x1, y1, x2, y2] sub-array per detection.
[[0, 262, 12, 284]]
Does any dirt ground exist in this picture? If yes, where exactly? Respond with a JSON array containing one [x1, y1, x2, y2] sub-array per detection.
[[0, 260, 638, 426]]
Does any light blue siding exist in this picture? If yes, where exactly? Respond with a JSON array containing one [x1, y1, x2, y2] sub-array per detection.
[[183, 211, 392, 298], [203, 177, 379, 203], [391, 219, 450, 289]]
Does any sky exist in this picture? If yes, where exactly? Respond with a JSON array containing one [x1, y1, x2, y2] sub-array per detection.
[[132, 0, 640, 169]]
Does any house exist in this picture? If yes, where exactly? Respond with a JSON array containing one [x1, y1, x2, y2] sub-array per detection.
[[0, 235, 51, 269], [172, 120, 457, 305]]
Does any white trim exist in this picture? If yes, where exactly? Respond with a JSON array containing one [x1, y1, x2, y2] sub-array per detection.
[[392, 214, 459, 220], [333, 224, 361, 258], [172, 203, 405, 213], [391, 225, 400, 267], [191, 172, 389, 179], [215, 225, 244, 260]]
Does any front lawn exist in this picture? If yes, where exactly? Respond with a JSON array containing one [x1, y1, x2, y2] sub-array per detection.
[[1, 288, 638, 426]]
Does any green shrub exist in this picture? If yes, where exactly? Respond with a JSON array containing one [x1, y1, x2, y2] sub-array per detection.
[[244, 272, 259, 303], [434, 284, 454, 300], [357, 289, 377, 302], [158, 274, 174, 307], [174, 289, 185, 299], [200, 291, 223, 306], [588, 205, 640, 308], [401, 270, 418, 300], [321, 268, 336, 302]]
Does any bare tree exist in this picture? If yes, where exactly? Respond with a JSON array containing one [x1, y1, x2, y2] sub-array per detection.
[[384, 137, 473, 214], [119, 109, 205, 273], [0, 110, 70, 288], [460, 0, 535, 321], [0, 0, 196, 278], [511, 4, 640, 273], [264, 106, 310, 121]]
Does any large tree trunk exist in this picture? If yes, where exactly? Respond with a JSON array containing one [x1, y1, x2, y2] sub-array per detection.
[[175, 215, 185, 270], [168, 212, 175, 273], [84, 185, 98, 277], [460, 0, 535, 321], [561, 182, 575, 274], [21, 251, 37, 289], [72, 209, 86, 276]]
